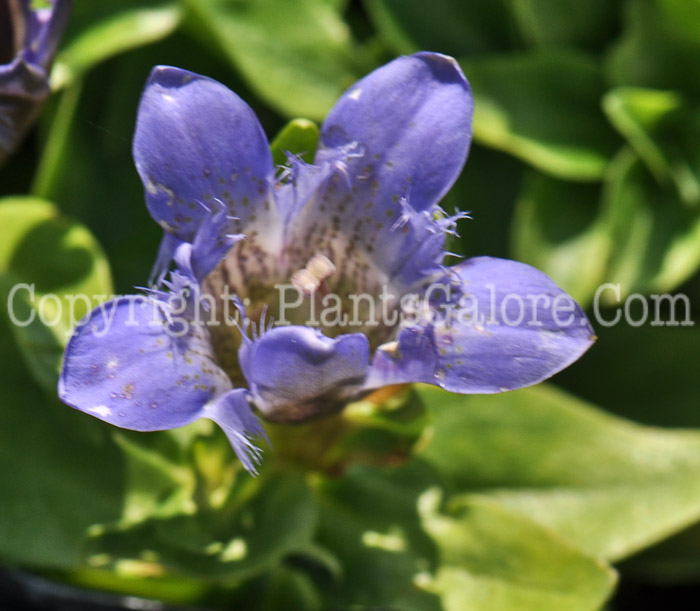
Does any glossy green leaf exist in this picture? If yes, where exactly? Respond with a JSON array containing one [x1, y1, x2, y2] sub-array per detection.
[[606, 0, 700, 101], [604, 88, 700, 206], [184, 0, 368, 119], [421, 493, 616, 610], [418, 384, 700, 561], [52, 4, 182, 89], [0, 198, 113, 390], [0, 317, 124, 570], [511, 172, 609, 306], [270, 118, 320, 167], [601, 150, 700, 297], [314, 460, 615, 610], [463, 51, 619, 181], [363, 0, 513, 57]]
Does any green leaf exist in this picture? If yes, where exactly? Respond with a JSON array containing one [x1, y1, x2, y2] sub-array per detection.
[[363, 0, 513, 57], [463, 51, 619, 181], [0, 317, 124, 570], [601, 149, 700, 297], [314, 460, 615, 610], [270, 119, 320, 167], [508, 0, 619, 50], [86, 469, 318, 580], [603, 88, 700, 206], [250, 565, 323, 611], [32, 50, 167, 291], [52, 4, 182, 89], [420, 493, 616, 610], [418, 383, 700, 561], [313, 461, 442, 610], [183, 0, 369, 119], [605, 0, 700, 102], [0, 198, 113, 390], [511, 172, 610, 306]]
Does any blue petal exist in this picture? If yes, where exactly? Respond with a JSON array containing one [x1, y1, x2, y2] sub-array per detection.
[[17, 0, 72, 69], [133, 66, 276, 243], [366, 257, 595, 393], [239, 325, 370, 422], [318, 52, 472, 213], [0, 0, 69, 165], [59, 296, 231, 431], [203, 389, 267, 475], [0, 58, 49, 163], [190, 201, 245, 282], [282, 52, 472, 287], [149, 232, 183, 286]]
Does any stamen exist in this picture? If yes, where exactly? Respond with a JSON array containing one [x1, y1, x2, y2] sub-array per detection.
[[291, 253, 336, 296]]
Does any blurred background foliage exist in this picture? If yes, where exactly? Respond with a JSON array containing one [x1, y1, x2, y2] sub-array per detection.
[[1, 0, 700, 609]]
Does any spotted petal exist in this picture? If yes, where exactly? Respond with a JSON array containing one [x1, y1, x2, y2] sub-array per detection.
[[282, 52, 473, 288], [133, 67, 277, 245], [59, 296, 231, 431], [366, 257, 595, 393]]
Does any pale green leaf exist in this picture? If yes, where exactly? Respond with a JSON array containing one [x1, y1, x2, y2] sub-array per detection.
[[418, 384, 700, 561], [0, 198, 113, 390], [421, 493, 616, 611], [52, 5, 182, 89]]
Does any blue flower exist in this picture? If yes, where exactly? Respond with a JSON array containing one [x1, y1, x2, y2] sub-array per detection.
[[0, 0, 71, 166], [59, 53, 595, 474]]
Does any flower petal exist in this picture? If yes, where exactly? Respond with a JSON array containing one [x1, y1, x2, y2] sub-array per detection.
[[366, 257, 595, 393], [0, 57, 49, 164], [133, 66, 277, 243], [59, 296, 231, 431], [203, 388, 267, 475], [318, 52, 472, 213], [17, 0, 72, 69], [239, 325, 370, 422], [282, 52, 472, 289]]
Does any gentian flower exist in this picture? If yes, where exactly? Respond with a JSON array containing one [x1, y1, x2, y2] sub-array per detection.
[[0, 0, 71, 166], [59, 53, 595, 474]]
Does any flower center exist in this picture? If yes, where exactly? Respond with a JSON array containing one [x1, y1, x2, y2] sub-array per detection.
[[201, 235, 401, 388]]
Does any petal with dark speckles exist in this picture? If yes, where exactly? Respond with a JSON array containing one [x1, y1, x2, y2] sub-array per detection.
[[366, 257, 595, 393], [133, 66, 276, 244]]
